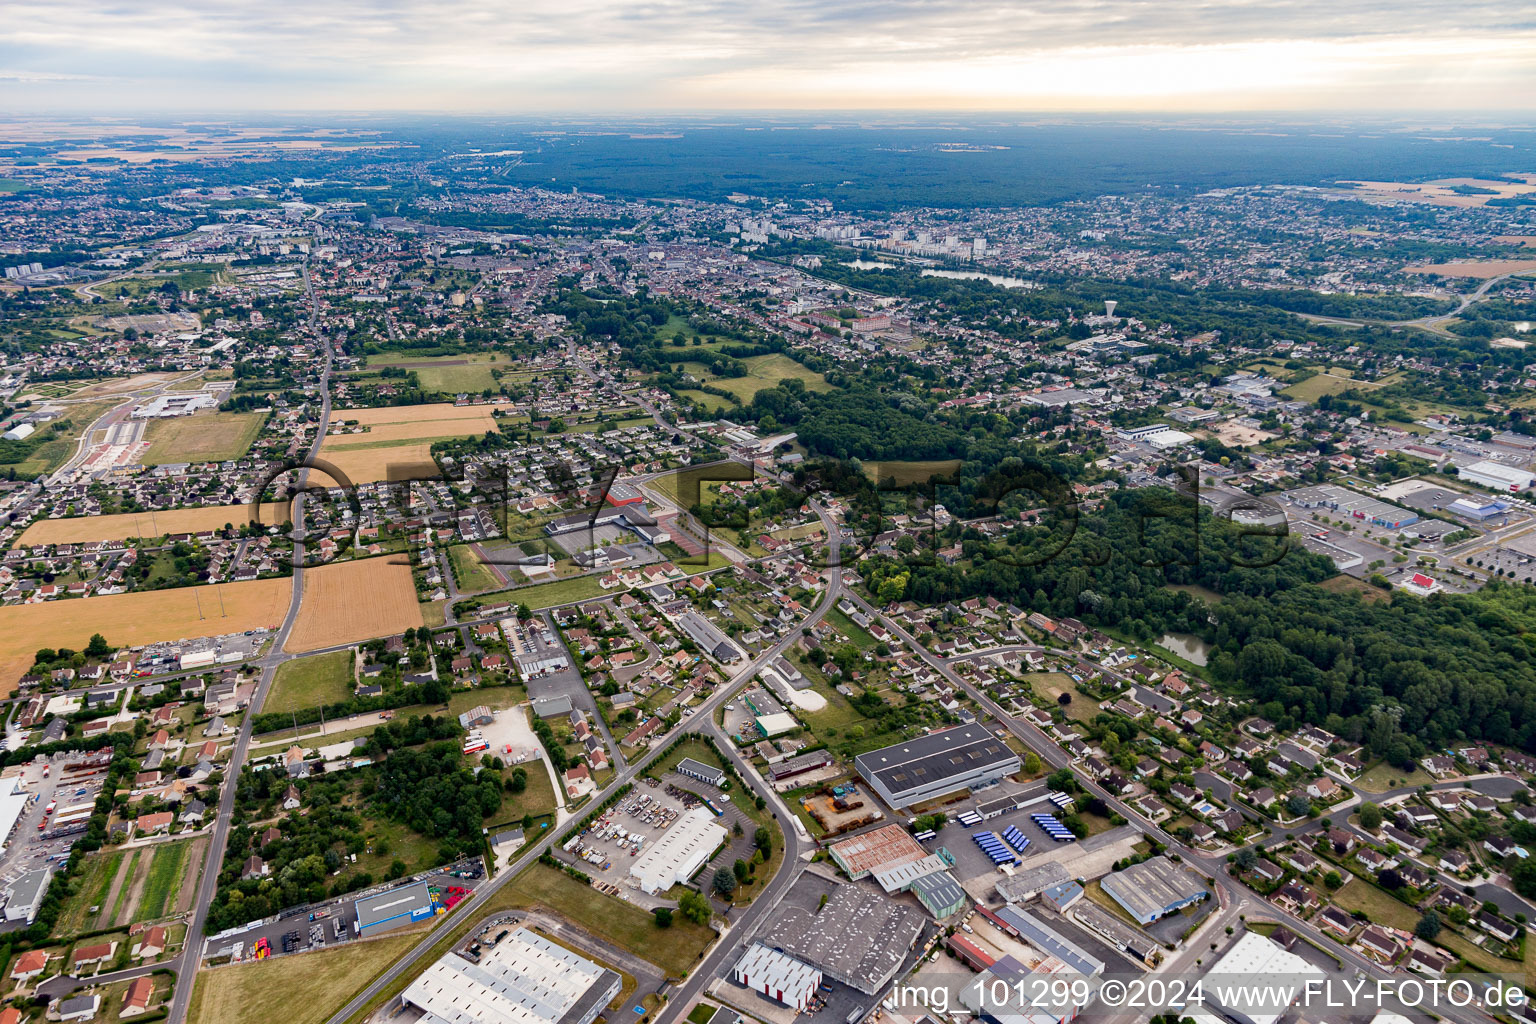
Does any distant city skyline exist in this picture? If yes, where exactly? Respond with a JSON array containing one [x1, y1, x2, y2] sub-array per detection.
[[3, 0, 1535, 112]]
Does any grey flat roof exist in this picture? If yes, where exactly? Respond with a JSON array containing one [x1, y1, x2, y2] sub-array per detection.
[[910, 871, 966, 915], [854, 725, 1018, 798], [758, 885, 925, 993], [994, 860, 1071, 902], [994, 904, 1104, 977], [1099, 856, 1208, 921], [5, 868, 52, 910], [356, 880, 434, 929]]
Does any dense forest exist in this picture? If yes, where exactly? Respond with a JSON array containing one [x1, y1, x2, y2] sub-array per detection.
[[863, 486, 1536, 758]]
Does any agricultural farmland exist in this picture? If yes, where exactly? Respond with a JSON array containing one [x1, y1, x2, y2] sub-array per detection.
[[56, 838, 203, 932], [321, 442, 438, 485], [284, 557, 423, 653], [18, 502, 288, 547], [0, 577, 289, 694]]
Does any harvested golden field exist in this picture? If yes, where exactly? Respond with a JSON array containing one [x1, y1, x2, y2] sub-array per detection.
[[285, 557, 423, 653], [320, 416, 501, 448], [18, 503, 288, 547], [0, 579, 290, 694], [1405, 258, 1536, 279], [1496, 235, 1536, 248], [1339, 178, 1536, 208], [322, 443, 438, 484], [337, 402, 514, 427]]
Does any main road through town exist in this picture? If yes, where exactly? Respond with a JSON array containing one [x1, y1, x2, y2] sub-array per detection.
[[165, 260, 330, 1024]]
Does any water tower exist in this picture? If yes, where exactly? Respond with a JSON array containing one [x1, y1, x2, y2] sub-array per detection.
[[1104, 299, 1118, 319]]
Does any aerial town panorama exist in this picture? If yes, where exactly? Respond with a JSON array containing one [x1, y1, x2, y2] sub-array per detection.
[[3, 8, 1536, 1024]]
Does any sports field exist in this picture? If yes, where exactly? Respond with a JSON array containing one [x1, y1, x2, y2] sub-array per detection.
[[285, 557, 423, 653], [0, 577, 289, 694], [18, 502, 287, 547], [142, 411, 268, 465]]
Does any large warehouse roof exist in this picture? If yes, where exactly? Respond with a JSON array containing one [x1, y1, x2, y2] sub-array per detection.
[[1205, 932, 1324, 1024], [854, 725, 1018, 801], [403, 928, 621, 1024], [733, 943, 821, 1010], [1461, 460, 1536, 490], [757, 885, 926, 993], [995, 860, 1072, 903], [829, 823, 927, 879], [628, 806, 727, 895], [1099, 857, 1207, 924], [993, 905, 1104, 978]]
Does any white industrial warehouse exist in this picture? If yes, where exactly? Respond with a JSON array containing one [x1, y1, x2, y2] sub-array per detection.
[[401, 927, 621, 1024], [733, 943, 823, 1010], [1460, 460, 1536, 492], [0, 776, 30, 854], [626, 805, 728, 895], [1203, 932, 1324, 1024]]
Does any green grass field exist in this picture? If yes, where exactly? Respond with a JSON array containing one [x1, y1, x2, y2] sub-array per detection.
[[110, 850, 141, 923], [0, 179, 30, 193], [97, 270, 217, 299], [142, 411, 267, 465], [367, 351, 503, 394], [825, 608, 878, 651], [56, 849, 123, 935], [700, 353, 832, 402], [266, 651, 355, 714], [448, 544, 502, 593], [502, 863, 715, 976], [137, 840, 191, 921], [500, 758, 558, 821], [189, 932, 424, 1024], [1281, 372, 1358, 403], [676, 390, 737, 414]]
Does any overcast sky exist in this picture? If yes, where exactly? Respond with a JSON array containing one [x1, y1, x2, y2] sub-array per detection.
[[3, 0, 1535, 112]]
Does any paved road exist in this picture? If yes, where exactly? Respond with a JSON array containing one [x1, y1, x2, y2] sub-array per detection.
[[164, 260, 330, 1024], [318, 536, 843, 1024], [840, 590, 1501, 1024], [646, 503, 842, 1024]]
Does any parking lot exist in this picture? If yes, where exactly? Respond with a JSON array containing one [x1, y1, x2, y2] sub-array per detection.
[[1481, 545, 1536, 583], [0, 753, 110, 894], [554, 772, 760, 908], [930, 812, 1090, 884]]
